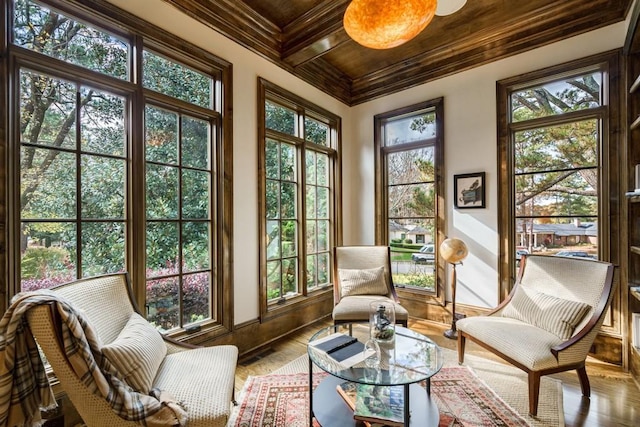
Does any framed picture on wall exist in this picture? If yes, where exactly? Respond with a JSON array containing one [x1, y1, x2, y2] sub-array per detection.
[[454, 172, 485, 209]]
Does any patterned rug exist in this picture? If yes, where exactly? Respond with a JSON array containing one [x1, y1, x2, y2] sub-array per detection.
[[229, 366, 530, 427]]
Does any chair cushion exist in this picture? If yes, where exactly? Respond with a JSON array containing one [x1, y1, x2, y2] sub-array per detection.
[[339, 266, 388, 297], [501, 286, 591, 340], [456, 316, 566, 370], [102, 312, 167, 393], [332, 295, 409, 322], [153, 345, 239, 427]]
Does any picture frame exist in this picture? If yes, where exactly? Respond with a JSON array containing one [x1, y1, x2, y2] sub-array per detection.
[[454, 172, 486, 209]]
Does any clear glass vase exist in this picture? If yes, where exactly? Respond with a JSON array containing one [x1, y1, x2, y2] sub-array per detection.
[[369, 301, 395, 343]]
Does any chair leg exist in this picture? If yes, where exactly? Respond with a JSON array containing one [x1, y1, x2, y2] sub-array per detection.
[[457, 334, 466, 364], [528, 371, 541, 416], [577, 365, 591, 397]]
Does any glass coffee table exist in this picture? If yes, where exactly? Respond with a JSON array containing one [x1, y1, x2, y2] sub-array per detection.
[[307, 323, 443, 426]]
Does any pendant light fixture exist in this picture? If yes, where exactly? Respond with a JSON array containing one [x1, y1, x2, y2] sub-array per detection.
[[436, 0, 468, 16], [343, 0, 438, 49]]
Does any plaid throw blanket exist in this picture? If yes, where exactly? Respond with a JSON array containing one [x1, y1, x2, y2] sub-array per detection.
[[0, 290, 187, 427]]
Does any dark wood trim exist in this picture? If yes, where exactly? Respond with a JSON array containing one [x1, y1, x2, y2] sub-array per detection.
[[161, 0, 281, 62], [281, 1, 350, 67], [130, 35, 146, 315], [220, 61, 234, 331], [257, 77, 342, 322], [0, 0, 7, 315], [3, 0, 235, 336], [373, 99, 446, 311], [217, 305, 334, 356], [349, 0, 626, 105], [497, 50, 622, 305], [156, 0, 629, 106], [624, 0, 640, 54], [292, 59, 351, 106]]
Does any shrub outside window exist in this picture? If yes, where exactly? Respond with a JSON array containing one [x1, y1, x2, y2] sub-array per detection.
[[259, 79, 340, 314], [6, 0, 231, 334]]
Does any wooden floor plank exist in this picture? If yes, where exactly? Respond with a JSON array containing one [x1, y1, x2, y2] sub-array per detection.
[[234, 318, 640, 426]]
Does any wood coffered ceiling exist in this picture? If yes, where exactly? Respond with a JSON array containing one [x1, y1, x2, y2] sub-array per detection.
[[162, 0, 632, 106]]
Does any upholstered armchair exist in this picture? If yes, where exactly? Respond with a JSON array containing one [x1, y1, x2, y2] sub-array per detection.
[[24, 273, 238, 427], [332, 245, 409, 327], [456, 254, 616, 416]]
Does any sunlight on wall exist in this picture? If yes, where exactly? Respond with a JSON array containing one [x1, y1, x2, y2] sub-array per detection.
[[451, 208, 499, 308]]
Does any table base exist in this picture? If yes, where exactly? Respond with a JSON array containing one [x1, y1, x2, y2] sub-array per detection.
[[312, 375, 439, 426]]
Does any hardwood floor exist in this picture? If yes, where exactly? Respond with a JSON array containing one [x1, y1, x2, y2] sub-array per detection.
[[235, 318, 640, 427]]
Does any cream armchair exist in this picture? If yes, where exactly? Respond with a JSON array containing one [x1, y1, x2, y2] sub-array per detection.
[[332, 245, 409, 326], [25, 273, 238, 427], [456, 254, 615, 416]]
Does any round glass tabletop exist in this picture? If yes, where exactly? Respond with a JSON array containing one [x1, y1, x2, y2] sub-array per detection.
[[307, 323, 443, 386]]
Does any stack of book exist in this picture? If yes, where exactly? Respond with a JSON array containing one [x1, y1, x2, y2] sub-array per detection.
[[309, 333, 372, 367], [336, 381, 405, 426]]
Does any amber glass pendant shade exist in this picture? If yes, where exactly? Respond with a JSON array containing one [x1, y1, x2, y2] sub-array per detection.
[[343, 0, 437, 49]]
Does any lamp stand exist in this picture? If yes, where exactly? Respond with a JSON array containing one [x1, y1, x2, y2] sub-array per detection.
[[444, 262, 459, 339]]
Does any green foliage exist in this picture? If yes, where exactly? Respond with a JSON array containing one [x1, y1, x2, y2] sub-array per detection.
[[21, 246, 70, 279], [393, 272, 435, 290], [304, 118, 328, 145], [14, 0, 129, 80], [146, 269, 211, 330], [265, 101, 295, 134], [511, 73, 601, 217], [143, 50, 211, 108]]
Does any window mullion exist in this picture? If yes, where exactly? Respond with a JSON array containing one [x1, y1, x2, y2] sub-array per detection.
[[299, 140, 307, 295]]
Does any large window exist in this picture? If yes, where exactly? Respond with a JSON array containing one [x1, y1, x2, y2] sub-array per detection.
[[19, 71, 127, 288], [259, 79, 340, 316], [498, 53, 619, 295], [4, 0, 232, 334], [374, 99, 444, 294]]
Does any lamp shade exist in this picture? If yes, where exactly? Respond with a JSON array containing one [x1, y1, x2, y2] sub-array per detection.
[[435, 0, 467, 16], [440, 238, 468, 264], [343, 0, 437, 49]]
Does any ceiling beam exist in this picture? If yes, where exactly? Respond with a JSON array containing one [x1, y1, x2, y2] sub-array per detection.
[[281, 0, 351, 67], [349, 0, 627, 104], [162, 0, 282, 63]]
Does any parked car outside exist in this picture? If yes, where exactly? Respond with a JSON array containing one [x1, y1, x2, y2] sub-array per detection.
[[412, 244, 435, 264], [554, 250, 597, 259]]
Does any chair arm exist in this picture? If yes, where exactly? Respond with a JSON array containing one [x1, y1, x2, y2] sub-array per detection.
[[162, 334, 201, 354], [550, 310, 601, 359]]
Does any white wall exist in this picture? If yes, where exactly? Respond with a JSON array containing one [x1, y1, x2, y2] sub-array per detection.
[[106, 0, 628, 319], [350, 22, 628, 307], [105, 0, 352, 324]]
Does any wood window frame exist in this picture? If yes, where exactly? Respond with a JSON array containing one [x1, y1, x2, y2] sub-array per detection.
[[496, 50, 622, 336], [257, 77, 342, 321], [374, 98, 446, 307], [1, 0, 234, 340]]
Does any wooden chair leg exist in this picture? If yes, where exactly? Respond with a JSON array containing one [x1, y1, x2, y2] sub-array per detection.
[[577, 365, 591, 397], [528, 371, 541, 416], [457, 334, 466, 364]]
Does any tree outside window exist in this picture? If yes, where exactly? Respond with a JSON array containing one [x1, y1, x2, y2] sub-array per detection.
[[259, 79, 340, 311], [497, 53, 621, 298], [508, 70, 603, 269], [8, 0, 230, 332], [375, 100, 444, 293]]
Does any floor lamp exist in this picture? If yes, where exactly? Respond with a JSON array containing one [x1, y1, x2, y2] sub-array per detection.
[[440, 238, 468, 339]]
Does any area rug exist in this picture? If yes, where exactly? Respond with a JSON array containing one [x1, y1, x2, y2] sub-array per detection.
[[229, 366, 532, 427], [230, 348, 564, 427]]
